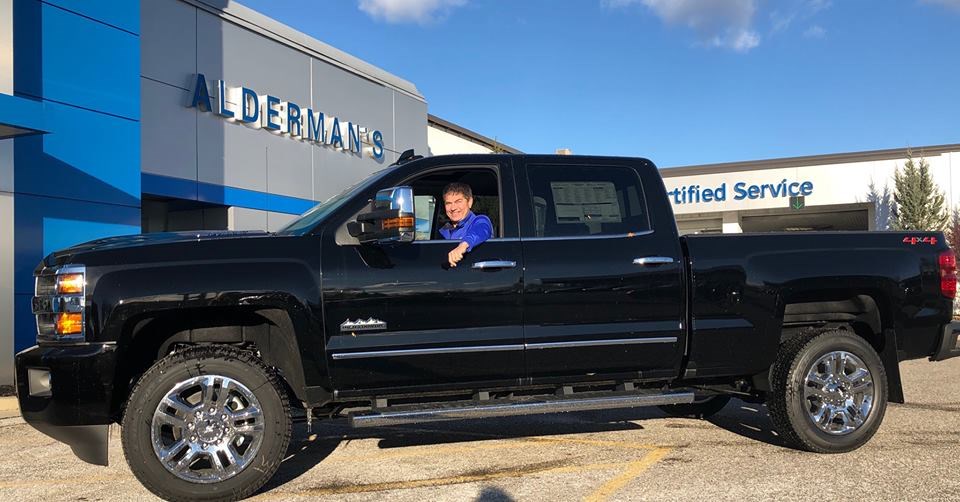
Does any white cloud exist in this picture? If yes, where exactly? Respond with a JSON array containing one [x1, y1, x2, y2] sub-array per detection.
[[803, 25, 827, 38], [610, 0, 761, 52], [770, 0, 832, 33], [358, 0, 467, 24]]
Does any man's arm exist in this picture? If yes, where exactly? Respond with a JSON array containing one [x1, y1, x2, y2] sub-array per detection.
[[448, 216, 493, 267], [460, 215, 493, 252]]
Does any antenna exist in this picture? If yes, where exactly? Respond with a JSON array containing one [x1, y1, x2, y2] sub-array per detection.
[[392, 149, 423, 166]]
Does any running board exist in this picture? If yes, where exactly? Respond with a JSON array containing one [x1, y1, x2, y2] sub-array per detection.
[[348, 390, 695, 428]]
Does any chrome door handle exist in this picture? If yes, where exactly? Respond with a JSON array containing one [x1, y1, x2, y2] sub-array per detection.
[[633, 257, 675, 266], [472, 260, 517, 270]]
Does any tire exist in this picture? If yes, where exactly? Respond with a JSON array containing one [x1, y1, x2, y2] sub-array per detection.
[[121, 345, 292, 501], [659, 394, 732, 419], [767, 328, 887, 453]]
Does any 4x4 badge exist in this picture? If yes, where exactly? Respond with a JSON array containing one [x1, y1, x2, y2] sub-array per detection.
[[340, 318, 387, 332]]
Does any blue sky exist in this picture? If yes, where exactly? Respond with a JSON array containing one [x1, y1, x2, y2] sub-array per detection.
[[238, 0, 960, 167]]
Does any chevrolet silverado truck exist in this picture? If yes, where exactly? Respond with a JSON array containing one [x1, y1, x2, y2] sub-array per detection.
[[16, 153, 960, 501]]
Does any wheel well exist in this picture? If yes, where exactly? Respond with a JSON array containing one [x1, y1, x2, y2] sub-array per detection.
[[111, 307, 307, 420], [777, 292, 904, 403], [781, 293, 888, 352]]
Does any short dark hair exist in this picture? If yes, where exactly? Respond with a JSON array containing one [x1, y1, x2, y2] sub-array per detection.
[[443, 182, 473, 200]]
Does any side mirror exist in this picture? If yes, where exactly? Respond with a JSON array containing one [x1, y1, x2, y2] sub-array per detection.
[[347, 186, 416, 244]]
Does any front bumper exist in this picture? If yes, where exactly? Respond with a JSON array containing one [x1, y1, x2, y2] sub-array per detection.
[[15, 343, 118, 465], [931, 322, 960, 362]]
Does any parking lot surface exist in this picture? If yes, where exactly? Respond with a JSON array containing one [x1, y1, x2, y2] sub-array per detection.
[[1, 357, 958, 501]]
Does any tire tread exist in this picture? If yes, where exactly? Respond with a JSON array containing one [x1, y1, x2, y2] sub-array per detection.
[[121, 345, 291, 502]]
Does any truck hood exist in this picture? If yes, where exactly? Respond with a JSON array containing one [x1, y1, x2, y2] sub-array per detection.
[[43, 230, 272, 267]]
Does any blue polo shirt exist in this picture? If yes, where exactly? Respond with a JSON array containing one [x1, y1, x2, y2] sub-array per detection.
[[440, 211, 493, 252]]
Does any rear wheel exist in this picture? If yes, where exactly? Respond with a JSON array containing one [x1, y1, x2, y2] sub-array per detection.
[[767, 328, 887, 453], [121, 346, 291, 501], [659, 394, 731, 419]]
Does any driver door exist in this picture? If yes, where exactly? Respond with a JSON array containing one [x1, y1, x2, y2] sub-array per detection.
[[321, 161, 524, 393]]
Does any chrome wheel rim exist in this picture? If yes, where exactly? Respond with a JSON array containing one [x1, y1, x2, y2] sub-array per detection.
[[151, 375, 265, 483], [803, 350, 874, 435]]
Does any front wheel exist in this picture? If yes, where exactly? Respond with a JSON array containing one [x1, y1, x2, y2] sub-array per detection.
[[767, 328, 887, 453], [121, 346, 292, 501]]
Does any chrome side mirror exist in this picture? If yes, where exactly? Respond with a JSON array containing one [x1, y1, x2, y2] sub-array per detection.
[[347, 186, 416, 244]]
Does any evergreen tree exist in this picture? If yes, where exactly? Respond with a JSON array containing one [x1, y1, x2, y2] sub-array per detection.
[[950, 208, 960, 257], [892, 152, 949, 231]]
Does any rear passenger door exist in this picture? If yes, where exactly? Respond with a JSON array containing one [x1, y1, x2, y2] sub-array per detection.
[[518, 158, 685, 383]]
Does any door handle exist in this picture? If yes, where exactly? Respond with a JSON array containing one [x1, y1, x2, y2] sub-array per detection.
[[633, 257, 675, 266], [472, 260, 517, 270]]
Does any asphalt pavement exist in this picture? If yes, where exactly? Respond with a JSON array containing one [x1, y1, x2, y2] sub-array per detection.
[[1, 357, 957, 501]]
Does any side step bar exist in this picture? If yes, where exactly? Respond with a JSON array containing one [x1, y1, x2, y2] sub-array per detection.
[[348, 390, 695, 428]]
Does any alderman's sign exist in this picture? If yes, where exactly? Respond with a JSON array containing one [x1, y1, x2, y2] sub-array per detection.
[[188, 73, 385, 161]]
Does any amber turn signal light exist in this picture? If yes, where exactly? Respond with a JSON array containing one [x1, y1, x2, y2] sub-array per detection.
[[383, 216, 414, 230], [55, 313, 83, 335], [57, 273, 84, 294]]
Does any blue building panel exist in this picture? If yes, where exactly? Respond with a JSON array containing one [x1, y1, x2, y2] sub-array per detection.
[[0, 93, 47, 134], [14, 294, 37, 352], [43, 0, 140, 35], [143, 172, 317, 215], [38, 2, 140, 120], [13, 193, 141, 295], [14, 101, 140, 205]]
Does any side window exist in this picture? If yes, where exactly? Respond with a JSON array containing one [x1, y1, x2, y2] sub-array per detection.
[[526, 165, 650, 238], [407, 168, 501, 240]]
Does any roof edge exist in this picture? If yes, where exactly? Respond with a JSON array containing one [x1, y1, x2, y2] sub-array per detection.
[[661, 143, 960, 177], [428, 114, 522, 154]]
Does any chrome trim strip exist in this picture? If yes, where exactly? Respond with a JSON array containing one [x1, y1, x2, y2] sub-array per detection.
[[525, 337, 678, 350], [349, 391, 696, 427], [472, 260, 517, 270], [522, 229, 654, 242], [332, 343, 525, 360], [633, 256, 675, 266]]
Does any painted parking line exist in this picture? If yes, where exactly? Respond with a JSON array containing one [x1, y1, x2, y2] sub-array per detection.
[[266, 427, 676, 500], [584, 447, 672, 502]]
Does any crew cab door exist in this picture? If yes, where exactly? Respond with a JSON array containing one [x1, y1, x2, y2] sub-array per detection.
[[320, 161, 524, 393], [517, 158, 685, 383]]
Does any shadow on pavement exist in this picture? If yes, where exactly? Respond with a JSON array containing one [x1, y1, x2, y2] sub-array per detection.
[[707, 398, 789, 449], [260, 397, 791, 492]]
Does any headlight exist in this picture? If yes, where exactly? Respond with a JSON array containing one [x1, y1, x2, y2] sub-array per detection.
[[33, 265, 86, 342]]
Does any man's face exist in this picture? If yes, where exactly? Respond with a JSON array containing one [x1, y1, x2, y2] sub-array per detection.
[[444, 191, 473, 224]]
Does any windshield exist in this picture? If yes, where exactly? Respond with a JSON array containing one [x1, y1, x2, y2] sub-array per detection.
[[276, 167, 391, 235]]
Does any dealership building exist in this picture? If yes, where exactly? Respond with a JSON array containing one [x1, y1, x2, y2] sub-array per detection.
[[0, 0, 957, 385]]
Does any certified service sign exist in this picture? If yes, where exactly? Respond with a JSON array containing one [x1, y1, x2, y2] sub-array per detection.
[[188, 73, 386, 161]]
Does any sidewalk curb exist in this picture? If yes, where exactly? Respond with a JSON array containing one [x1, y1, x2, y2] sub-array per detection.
[[0, 396, 20, 413]]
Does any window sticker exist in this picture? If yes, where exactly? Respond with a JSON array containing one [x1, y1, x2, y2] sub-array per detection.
[[550, 182, 622, 223]]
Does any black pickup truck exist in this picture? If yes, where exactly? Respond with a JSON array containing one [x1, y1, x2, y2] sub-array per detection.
[[16, 153, 960, 501]]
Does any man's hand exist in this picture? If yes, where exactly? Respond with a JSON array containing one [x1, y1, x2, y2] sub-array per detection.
[[448, 241, 470, 268]]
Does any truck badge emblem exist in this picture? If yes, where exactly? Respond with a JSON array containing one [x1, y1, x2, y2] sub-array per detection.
[[340, 318, 387, 332]]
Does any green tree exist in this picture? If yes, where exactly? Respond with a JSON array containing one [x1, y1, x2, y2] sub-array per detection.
[[892, 152, 949, 231]]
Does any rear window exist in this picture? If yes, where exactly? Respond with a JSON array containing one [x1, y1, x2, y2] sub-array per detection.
[[526, 165, 650, 238]]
